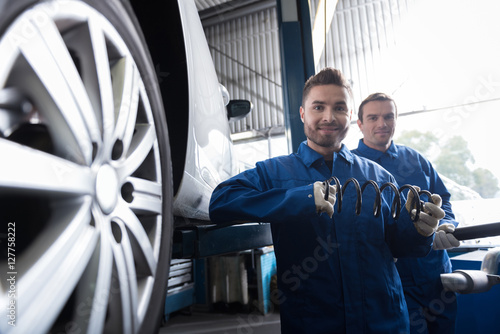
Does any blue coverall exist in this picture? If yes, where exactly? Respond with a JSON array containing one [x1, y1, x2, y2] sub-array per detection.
[[209, 141, 434, 334], [352, 139, 458, 334]]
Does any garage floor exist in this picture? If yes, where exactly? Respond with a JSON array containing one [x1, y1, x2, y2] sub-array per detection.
[[159, 308, 281, 334]]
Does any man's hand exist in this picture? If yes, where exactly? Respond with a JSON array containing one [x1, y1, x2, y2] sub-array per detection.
[[406, 186, 445, 237], [433, 223, 460, 250], [314, 181, 336, 218]]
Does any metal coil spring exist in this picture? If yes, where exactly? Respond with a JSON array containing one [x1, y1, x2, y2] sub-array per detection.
[[323, 176, 432, 222]]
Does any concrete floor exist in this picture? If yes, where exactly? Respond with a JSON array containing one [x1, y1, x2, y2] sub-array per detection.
[[159, 309, 281, 334]]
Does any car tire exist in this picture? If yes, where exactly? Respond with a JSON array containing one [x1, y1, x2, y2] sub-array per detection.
[[0, 0, 173, 333]]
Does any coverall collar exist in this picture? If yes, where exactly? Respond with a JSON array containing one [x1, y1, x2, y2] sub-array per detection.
[[298, 141, 354, 167], [357, 138, 399, 159]]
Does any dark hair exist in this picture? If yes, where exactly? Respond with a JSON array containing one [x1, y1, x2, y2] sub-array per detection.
[[302, 67, 353, 107], [358, 92, 397, 122]]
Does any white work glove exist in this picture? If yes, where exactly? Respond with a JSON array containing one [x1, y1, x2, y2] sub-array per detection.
[[405, 186, 445, 237], [313, 181, 336, 218], [433, 223, 460, 250]]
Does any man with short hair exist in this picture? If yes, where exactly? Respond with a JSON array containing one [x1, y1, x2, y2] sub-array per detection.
[[353, 92, 459, 334], [210, 68, 445, 333]]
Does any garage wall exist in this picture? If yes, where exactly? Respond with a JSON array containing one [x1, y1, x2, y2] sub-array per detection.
[[202, 3, 283, 136], [201, 0, 414, 135]]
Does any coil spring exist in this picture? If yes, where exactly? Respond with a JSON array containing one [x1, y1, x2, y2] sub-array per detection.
[[323, 176, 432, 222]]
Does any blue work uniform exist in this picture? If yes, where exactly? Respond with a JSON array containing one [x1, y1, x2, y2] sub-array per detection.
[[352, 139, 458, 334], [210, 141, 434, 334]]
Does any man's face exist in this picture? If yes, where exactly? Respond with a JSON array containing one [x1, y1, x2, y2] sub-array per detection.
[[300, 84, 352, 157], [357, 100, 396, 152]]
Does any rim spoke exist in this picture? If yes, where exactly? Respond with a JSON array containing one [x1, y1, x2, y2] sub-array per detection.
[[84, 210, 114, 334], [108, 229, 134, 334], [88, 15, 115, 144], [126, 176, 163, 215], [113, 219, 140, 332], [0, 28, 18, 85], [0, 139, 93, 195], [117, 124, 156, 178], [16, 17, 95, 164], [34, 13, 102, 147], [115, 204, 157, 277], [112, 57, 140, 155]]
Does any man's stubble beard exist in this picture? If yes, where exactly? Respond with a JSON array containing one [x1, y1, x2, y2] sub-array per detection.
[[304, 123, 349, 149]]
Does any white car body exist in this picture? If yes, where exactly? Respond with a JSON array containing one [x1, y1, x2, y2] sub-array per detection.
[[174, 0, 238, 220]]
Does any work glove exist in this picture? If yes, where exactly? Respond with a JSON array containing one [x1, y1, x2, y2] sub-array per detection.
[[405, 186, 445, 237], [313, 181, 336, 218], [433, 223, 460, 250]]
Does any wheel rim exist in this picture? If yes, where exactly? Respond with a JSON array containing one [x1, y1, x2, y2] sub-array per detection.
[[0, 2, 164, 333]]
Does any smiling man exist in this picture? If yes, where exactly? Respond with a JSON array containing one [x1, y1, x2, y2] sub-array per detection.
[[356, 95, 396, 152], [210, 68, 445, 333], [300, 83, 351, 155], [353, 92, 460, 334]]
